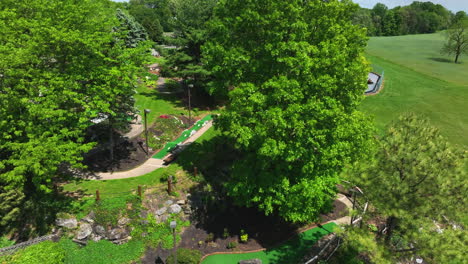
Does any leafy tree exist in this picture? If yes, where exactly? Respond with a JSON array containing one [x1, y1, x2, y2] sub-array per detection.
[[452, 11, 467, 25], [442, 18, 468, 63], [203, 0, 373, 222], [352, 8, 376, 36], [129, 0, 173, 32], [0, 0, 149, 233], [350, 114, 467, 254], [128, 1, 164, 42]]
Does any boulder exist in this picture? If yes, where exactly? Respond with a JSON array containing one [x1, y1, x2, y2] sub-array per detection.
[[76, 223, 93, 240], [90, 233, 102, 242], [94, 225, 106, 237], [169, 204, 182, 214], [176, 200, 186, 205], [108, 228, 128, 240], [56, 218, 78, 229], [155, 207, 167, 216], [164, 200, 174, 206], [239, 259, 262, 264]]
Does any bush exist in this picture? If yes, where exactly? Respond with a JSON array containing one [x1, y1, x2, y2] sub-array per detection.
[[227, 241, 237, 249], [166, 248, 202, 264], [240, 229, 248, 243], [93, 195, 138, 226]]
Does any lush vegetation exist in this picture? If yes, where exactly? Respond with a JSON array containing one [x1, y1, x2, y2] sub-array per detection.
[[202, 0, 373, 222], [353, 1, 461, 36], [0, 0, 151, 236]]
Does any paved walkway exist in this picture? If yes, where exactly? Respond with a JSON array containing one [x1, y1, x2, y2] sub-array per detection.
[[95, 120, 213, 180], [123, 115, 144, 139]]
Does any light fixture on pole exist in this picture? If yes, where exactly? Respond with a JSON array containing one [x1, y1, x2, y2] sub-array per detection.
[[144, 109, 151, 156], [170, 220, 177, 264], [188, 84, 193, 124]]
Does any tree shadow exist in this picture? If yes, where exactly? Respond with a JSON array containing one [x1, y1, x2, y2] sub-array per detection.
[[428, 57, 453, 63], [172, 135, 344, 256]]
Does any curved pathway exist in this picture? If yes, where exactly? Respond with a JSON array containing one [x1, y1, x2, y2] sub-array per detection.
[[95, 120, 213, 180]]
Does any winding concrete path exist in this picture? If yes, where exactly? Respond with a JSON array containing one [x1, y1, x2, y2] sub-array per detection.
[[96, 120, 213, 180]]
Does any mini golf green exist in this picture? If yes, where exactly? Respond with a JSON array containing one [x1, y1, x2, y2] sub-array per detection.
[[153, 115, 213, 159], [201, 222, 337, 264]]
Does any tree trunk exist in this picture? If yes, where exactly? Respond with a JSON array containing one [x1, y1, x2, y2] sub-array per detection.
[[109, 120, 114, 162], [385, 216, 396, 245], [455, 53, 460, 63]]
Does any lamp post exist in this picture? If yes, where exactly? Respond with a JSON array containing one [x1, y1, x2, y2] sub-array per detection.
[[144, 109, 151, 156], [170, 220, 177, 264], [188, 84, 193, 124]]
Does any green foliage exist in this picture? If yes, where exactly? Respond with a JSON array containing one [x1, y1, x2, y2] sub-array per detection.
[[240, 230, 248, 243], [0, 236, 14, 248], [354, 1, 452, 36], [0, 0, 150, 232], [115, 9, 148, 48], [222, 228, 230, 239], [331, 226, 391, 264], [166, 248, 202, 264], [226, 241, 237, 249], [203, 0, 373, 222], [441, 18, 468, 63], [60, 238, 144, 264], [130, 214, 189, 249], [127, 1, 165, 42], [93, 195, 140, 226], [1, 241, 65, 264]]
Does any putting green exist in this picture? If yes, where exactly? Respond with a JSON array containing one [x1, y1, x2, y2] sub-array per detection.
[[201, 222, 337, 264], [153, 115, 213, 159]]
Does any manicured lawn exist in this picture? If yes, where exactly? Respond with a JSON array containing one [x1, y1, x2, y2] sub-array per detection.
[[201, 222, 337, 264], [366, 33, 468, 86], [361, 55, 468, 148], [134, 84, 187, 125]]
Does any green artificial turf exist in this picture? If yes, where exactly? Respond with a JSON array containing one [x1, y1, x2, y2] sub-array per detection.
[[201, 222, 337, 264], [361, 54, 468, 148], [367, 33, 468, 86], [153, 114, 213, 159]]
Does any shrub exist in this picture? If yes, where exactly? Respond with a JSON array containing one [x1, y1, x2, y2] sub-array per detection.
[[367, 224, 378, 233], [166, 248, 202, 264], [222, 228, 230, 239], [205, 233, 214, 243], [240, 229, 248, 243], [227, 241, 237, 249]]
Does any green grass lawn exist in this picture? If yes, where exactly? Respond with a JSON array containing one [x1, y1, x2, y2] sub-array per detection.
[[362, 37, 468, 148], [366, 33, 468, 86], [201, 222, 337, 264]]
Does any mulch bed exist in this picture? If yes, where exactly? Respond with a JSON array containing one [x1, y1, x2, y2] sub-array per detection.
[[140, 198, 348, 263]]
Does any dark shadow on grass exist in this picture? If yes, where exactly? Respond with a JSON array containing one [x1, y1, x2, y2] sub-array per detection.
[[428, 57, 454, 63]]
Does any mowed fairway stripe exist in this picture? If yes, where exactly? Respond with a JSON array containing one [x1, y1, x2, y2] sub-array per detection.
[[361, 54, 467, 148]]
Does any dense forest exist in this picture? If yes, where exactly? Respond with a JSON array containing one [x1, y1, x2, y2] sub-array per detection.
[[352, 1, 467, 36]]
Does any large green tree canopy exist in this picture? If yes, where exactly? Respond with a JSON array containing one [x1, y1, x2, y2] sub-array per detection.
[[0, 0, 150, 231], [203, 0, 373, 222]]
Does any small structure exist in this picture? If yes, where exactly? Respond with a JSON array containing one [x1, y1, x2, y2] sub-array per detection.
[[365, 72, 383, 95]]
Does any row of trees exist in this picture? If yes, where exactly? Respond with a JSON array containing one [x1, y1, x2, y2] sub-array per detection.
[[353, 1, 465, 36], [0, 0, 151, 235]]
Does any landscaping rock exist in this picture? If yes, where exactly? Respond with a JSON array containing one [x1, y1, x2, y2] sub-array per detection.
[[76, 223, 93, 240], [169, 204, 182, 214], [118, 217, 130, 226], [165, 200, 174, 206], [176, 200, 186, 205], [108, 228, 128, 240], [94, 225, 106, 237], [56, 218, 78, 229], [81, 216, 94, 224], [155, 207, 167, 216], [160, 215, 169, 223], [239, 259, 262, 264], [90, 233, 102, 242]]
